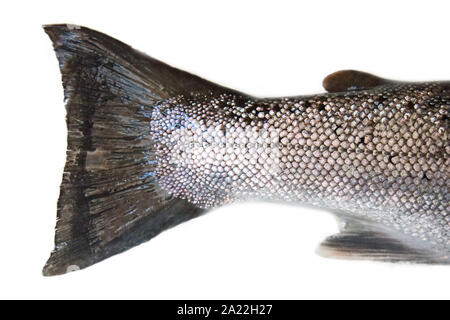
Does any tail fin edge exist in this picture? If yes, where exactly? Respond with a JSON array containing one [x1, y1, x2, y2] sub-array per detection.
[[43, 24, 209, 276]]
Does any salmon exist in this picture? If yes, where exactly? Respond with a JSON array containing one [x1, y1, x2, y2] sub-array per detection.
[[43, 24, 449, 276]]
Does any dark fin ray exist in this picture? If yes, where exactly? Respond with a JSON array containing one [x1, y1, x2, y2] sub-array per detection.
[[42, 24, 215, 276], [322, 70, 394, 93], [317, 215, 450, 264]]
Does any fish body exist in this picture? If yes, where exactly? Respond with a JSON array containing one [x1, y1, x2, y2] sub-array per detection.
[[43, 25, 449, 276]]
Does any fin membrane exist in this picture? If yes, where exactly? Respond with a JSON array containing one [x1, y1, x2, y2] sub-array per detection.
[[322, 70, 393, 93], [42, 24, 232, 276], [317, 215, 450, 264]]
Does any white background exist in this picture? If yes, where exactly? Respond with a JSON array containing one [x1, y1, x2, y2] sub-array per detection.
[[1, 0, 449, 299]]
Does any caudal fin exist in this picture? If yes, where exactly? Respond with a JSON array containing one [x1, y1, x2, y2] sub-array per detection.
[[42, 24, 230, 276]]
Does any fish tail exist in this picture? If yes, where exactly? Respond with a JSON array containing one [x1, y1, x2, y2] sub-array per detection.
[[42, 24, 223, 276]]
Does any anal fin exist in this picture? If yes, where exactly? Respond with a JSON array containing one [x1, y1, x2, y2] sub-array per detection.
[[317, 215, 450, 264]]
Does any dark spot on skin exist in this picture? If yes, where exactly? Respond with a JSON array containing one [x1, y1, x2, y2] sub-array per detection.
[[359, 136, 366, 147], [388, 155, 394, 165], [428, 95, 449, 107], [405, 101, 415, 111], [218, 125, 226, 136], [303, 101, 311, 108], [421, 172, 431, 181], [233, 96, 250, 109], [333, 124, 341, 135], [376, 95, 386, 105], [245, 105, 258, 113], [429, 96, 439, 106], [318, 104, 326, 112]]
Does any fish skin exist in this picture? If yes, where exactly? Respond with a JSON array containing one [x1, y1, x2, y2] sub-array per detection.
[[151, 83, 449, 254], [43, 24, 450, 275]]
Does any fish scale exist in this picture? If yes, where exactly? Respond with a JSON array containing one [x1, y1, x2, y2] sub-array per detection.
[[42, 24, 450, 275]]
